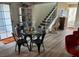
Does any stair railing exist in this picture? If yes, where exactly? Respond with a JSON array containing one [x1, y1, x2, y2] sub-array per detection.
[[39, 3, 59, 33]]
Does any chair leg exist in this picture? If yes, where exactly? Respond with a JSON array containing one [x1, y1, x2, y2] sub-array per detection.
[[15, 44, 17, 52], [29, 36, 33, 51], [37, 44, 41, 55], [42, 43, 45, 51], [27, 43, 30, 51], [29, 41, 32, 51], [18, 45, 21, 55]]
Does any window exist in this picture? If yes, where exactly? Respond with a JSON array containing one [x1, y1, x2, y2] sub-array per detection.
[[67, 7, 77, 27], [19, 7, 22, 22], [0, 4, 12, 39]]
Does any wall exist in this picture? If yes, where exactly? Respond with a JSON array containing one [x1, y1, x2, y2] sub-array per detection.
[[57, 2, 69, 27], [10, 3, 21, 31], [75, 3, 79, 28], [57, 2, 78, 28], [9, 2, 78, 32], [10, 2, 57, 31], [32, 3, 56, 29], [57, 2, 68, 17]]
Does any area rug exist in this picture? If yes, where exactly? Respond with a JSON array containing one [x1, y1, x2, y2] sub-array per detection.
[[0, 37, 15, 44]]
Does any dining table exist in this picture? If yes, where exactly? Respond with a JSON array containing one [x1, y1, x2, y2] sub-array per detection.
[[23, 30, 43, 51]]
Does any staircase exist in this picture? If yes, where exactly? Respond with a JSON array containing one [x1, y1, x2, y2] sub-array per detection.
[[38, 3, 59, 32]]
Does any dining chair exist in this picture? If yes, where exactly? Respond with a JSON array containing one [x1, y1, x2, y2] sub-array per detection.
[[31, 31, 46, 54], [65, 34, 79, 56], [12, 32, 30, 55]]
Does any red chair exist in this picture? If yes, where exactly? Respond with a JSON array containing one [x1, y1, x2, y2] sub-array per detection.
[[65, 35, 79, 56], [78, 28, 79, 31], [73, 31, 79, 38]]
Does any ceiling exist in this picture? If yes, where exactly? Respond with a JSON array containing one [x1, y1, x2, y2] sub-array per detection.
[[66, 2, 78, 4]]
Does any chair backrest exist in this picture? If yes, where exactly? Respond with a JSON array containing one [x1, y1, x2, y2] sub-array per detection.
[[65, 35, 78, 48], [41, 31, 46, 43], [12, 32, 17, 41], [73, 31, 79, 38], [34, 29, 46, 43], [78, 28, 79, 31], [36, 33, 42, 39], [12, 32, 19, 41]]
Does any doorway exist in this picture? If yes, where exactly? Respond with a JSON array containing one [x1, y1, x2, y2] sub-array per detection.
[[67, 7, 77, 28]]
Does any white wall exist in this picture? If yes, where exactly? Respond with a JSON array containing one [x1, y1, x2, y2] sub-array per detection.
[[57, 3, 69, 27], [75, 3, 79, 28], [10, 3, 21, 25], [32, 3, 56, 29], [57, 2, 78, 28], [10, 3, 57, 30], [10, 3, 21, 31]]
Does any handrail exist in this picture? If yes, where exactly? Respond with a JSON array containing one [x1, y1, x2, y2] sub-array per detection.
[[46, 7, 57, 22], [45, 7, 57, 29], [47, 16, 58, 31], [39, 3, 58, 32], [43, 4, 57, 20]]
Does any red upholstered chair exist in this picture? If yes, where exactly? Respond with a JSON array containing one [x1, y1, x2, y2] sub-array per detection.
[[65, 35, 79, 56], [78, 28, 79, 31], [73, 31, 79, 38]]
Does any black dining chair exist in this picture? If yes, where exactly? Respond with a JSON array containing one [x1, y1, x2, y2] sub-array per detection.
[[12, 33, 30, 55], [31, 31, 46, 54]]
